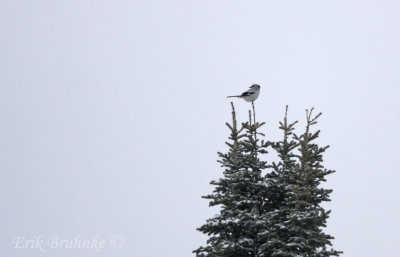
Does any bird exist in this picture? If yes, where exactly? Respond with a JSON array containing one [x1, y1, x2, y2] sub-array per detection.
[[227, 84, 260, 102]]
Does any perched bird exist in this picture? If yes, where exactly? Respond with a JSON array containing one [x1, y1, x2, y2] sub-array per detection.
[[227, 84, 260, 102]]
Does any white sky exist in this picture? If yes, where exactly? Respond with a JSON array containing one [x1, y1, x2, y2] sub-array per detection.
[[1, 1, 400, 257]]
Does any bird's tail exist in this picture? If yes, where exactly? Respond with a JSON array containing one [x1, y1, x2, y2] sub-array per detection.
[[227, 95, 240, 98]]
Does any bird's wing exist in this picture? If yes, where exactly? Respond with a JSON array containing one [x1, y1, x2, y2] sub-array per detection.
[[240, 90, 256, 97]]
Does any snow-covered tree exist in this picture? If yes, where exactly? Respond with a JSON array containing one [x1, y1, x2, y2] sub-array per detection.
[[288, 108, 341, 257], [194, 105, 341, 257], [257, 106, 300, 257], [258, 107, 341, 257], [194, 103, 269, 257]]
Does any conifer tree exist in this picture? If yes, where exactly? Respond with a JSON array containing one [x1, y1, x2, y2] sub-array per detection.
[[258, 107, 341, 257], [257, 106, 300, 257], [288, 108, 341, 257], [195, 105, 341, 257], [194, 103, 269, 257]]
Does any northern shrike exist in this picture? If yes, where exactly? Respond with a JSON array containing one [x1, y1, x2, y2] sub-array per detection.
[[227, 84, 260, 102]]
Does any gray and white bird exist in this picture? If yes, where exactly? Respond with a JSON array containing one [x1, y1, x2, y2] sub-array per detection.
[[227, 84, 260, 102]]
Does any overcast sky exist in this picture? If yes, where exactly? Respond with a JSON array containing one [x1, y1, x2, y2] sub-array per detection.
[[1, 1, 400, 257]]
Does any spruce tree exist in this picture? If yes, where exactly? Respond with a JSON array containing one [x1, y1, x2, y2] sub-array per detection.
[[257, 106, 300, 257], [289, 108, 341, 257], [194, 103, 269, 257], [195, 105, 341, 257], [258, 107, 341, 257]]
